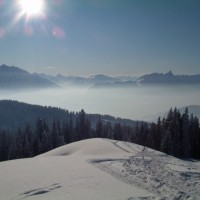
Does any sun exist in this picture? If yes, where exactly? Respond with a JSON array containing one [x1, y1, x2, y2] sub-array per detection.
[[18, 0, 44, 17]]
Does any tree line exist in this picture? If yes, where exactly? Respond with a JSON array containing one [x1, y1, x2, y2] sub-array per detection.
[[0, 108, 200, 161], [130, 107, 200, 159]]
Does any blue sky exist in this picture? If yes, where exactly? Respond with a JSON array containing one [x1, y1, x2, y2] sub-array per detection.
[[0, 0, 200, 76]]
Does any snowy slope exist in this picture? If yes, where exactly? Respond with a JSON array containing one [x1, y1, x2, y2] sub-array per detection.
[[0, 138, 199, 200]]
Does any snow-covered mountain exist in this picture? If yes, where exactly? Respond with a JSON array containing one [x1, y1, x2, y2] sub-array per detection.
[[34, 70, 200, 88], [34, 73, 87, 86], [0, 64, 57, 89], [2, 64, 200, 89], [0, 138, 199, 200], [138, 71, 200, 85], [87, 74, 118, 82], [36, 73, 136, 87], [33, 70, 200, 87]]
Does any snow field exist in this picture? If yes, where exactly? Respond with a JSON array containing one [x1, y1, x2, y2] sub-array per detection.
[[0, 138, 152, 200], [0, 138, 199, 200], [92, 140, 200, 200]]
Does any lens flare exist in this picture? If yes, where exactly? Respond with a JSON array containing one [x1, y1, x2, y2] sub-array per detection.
[[18, 0, 44, 17], [12, 0, 65, 38], [0, 27, 5, 39]]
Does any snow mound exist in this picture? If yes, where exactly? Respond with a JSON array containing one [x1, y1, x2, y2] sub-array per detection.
[[37, 138, 143, 158], [0, 138, 199, 200], [0, 138, 153, 200]]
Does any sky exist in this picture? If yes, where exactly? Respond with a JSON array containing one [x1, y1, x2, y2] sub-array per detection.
[[0, 0, 200, 76]]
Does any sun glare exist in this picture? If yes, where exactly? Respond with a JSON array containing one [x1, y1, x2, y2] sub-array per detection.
[[13, 0, 65, 38], [18, 0, 44, 17]]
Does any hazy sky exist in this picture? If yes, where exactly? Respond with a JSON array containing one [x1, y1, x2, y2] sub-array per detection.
[[0, 0, 200, 76]]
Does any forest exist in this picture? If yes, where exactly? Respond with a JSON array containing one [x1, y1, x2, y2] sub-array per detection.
[[0, 105, 200, 161]]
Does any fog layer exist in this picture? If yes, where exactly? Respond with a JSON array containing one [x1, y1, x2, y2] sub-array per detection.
[[1, 85, 199, 121]]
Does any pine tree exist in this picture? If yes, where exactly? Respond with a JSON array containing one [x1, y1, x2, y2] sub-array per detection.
[[24, 123, 34, 157], [131, 122, 140, 143], [189, 115, 200, 158], [161, 129, 173, 155], [51, 118, 64, 148], [102, 122, 113, 139], [95, 116, 103, 138], [165, 108, 173, 129], [85, 117, 91, 139], [139, 122, 149, 146], [172, 108, 181, 157], [114, 123, 123, 140], [156, 117, 164, 150], [149, 123, 156, 149], [197, 124, 200, 158], [74, 117, 80, 141], [68, 113, 74, 142], [122, 125, 132, 142], [62, 121, 69, 144], [0, 130, 10, 161], [8, 136, 18, 160], [15, 128, 24, 158], [181, 108, 190, 158]]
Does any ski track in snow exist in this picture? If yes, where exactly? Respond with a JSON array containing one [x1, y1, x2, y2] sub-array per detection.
[[91, 139, 200, 200], [14, 183, 62, 200]]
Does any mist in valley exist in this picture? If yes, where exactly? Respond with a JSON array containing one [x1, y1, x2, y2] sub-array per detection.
[[1, 84, 200, 121]]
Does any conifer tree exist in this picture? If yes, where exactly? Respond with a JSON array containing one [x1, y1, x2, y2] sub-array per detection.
[[62, 121, 69, 144], [155, 117, 163, 150], [15, 128, 24, 158], [69, 114, 74, 142], [95, 116, 103, 138], [51, 118, 64, 148], [139, 122, 149, 146], [161, 129, 173, 155], [24, 123, 33, 157], [74, 117, 80, 141], [114, 123, 122, 141], [172, 108, 181, 157], [181, 108, 190, 158], [189, 115, 200, 158], [149, 123, 156, 149], [131, 122, 140, 143], [0, 130, 10, 161], [103, 122, 113, 139]]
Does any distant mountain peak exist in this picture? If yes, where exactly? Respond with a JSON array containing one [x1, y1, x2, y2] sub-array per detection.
[[87, 74, 118, 83], [0, 64, 8, 68], [88, 74, 110, 79], [0, 64, 57, 89], [137, 70, 200, 85], [165, 71, 173, 76], [0, 64, 29, 74]]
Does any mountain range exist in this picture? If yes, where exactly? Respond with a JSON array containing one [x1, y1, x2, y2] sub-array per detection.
[[1, 64, 200, 89], [35, 72, 137, 87], [137, 71, 200, 85], [0, 64, 57, 89]]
